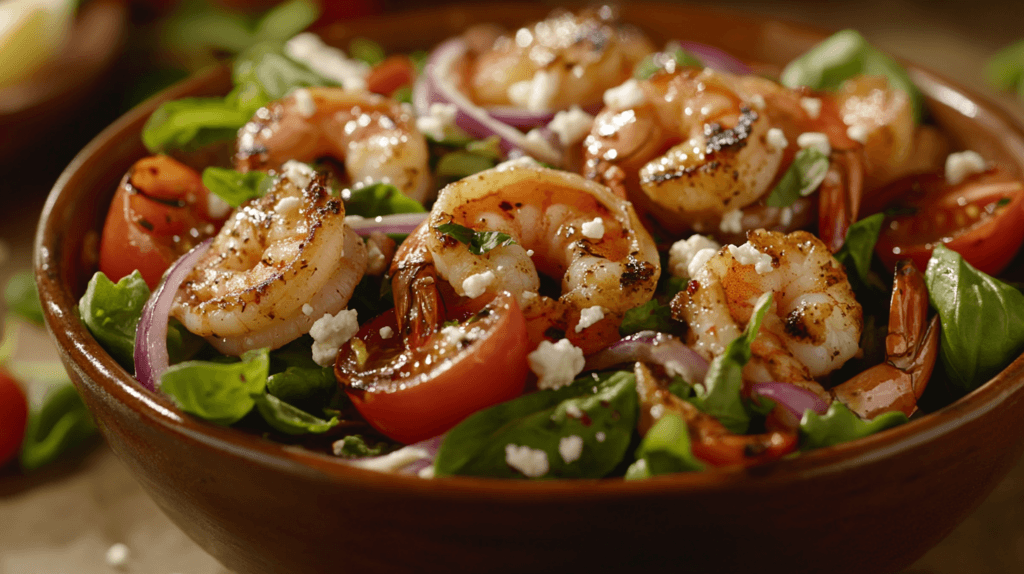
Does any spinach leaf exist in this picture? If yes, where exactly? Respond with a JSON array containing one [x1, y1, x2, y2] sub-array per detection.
[[333, 434, 390, 458], [266, 366, 337, 412], [619, 300, 675, 336], [160, 348, 269, 425], [142, 97, 251, 153], [924, 245, 1024, 392], [20, 383, 98, 471], [435, 150, 496, 179], [78, 271, 150, 370], [834, 213, 884, 288], [634, 45, 703, 80], [231, 41, 337, 113], [780, 29, 924, 122], [202, 167, 272, 207], [799, 401, 907, 450], [696, 292, 772, 434], [253, 393, 339, 434], [765, 148, 830, 208], [434, 222, 517, 255], [465, 136, 503, 160], [4, 270, 44, 326], [349, 37, 386, 66], [344, 182, 426, 218], [434, 371, 637, 479], [986, 39, 1024, 96], [624, 413, 704, 479], [252, 0, 320, 43]]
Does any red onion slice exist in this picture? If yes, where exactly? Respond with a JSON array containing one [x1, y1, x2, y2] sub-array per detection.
[[484, 101, 604, 130], [134, 239, 212, 391], [346, 434, 444, 475], [585, 331, 709, 384], [750, 381, 829, 421], [345, 212, 427, 236], [419, 38, 562, 166], [678, 41, 753, 75]]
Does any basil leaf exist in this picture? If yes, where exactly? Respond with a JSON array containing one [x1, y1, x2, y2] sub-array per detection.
[[465, 136, 503, 160], [266, 366, 337, 412], [619, 300, 675, 336], [625, 413, 705, 478], [202, 167, 272, 207], [253, 392, 338, 435], [20, 383, 98, 471], [696, 292, 772, 434], [333, 434, 390, 458], [142, 97, 251, 153], [435, 222, 517, 255], [434, 371, 637, 479], [765, 148, 830, 207], [780, 29, 924, 123], [924, 245, 1024, 392], [160, 348, 269, 425], [78, 271, 150, 370], [4, 270, 44, 326], [834, 213, 884, 288], [799, 401, 907, 450], [253, 0, 320, 43], [232, 41, 337, 111], [986, 39, 1024, 94], [344, 182, 426, 218], [634, 46, 702, 80], [349, 37, 386, 66], [436, 150, 497, 179]]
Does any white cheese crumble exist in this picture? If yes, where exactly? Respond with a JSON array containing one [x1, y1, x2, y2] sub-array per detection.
[[766, 127, 788, 151], [418, 465, 436, 479], [504, 443, 549, 477], [526, 249, 535, 257], [799, 97, 822, 119], [507, 69, 559, 111], [780, 206, 793, 226], [668, 234, 721, 278], [496, 155, 541, 171], [461, 270, 495, 298], [575, 306, 606, 332], [595, 431, 606, 443], [379, 326, 394, 340], [285, 32, 369, 91], [105, 543, 129, 567], [945, 150, 987, 185], [292, 88, 316, 118], [559, 435, 584, 464], [687, 248, 717, 278], [440, 325, 469, 347], [302, 303, 314, 316], [415, 102, 459, 141], [528, 339, 586, 390], [347, 446, 430, 472], [748, 94, 766, 110], [603, 78, 646, 109], [273, 195, 301, 217], [565, 403, 584, 418], [719, 209, 744, 234], [206, 193, 232, 220], [797, 132, 831, 156], [728, 242, 774, 274], [846, 124, 868, 144], [548, 105, 595, 146], [580, 217, 605, 239], [310, 309, 359, 367], [281, 160, 315, 189], [365, 240, 386, 276]]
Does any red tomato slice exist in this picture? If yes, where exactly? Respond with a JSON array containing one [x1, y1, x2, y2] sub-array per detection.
[[99, 156, 226, 289], [873, 168, 1024, 276], [0, 368, 28, 466], [336, 292, 531, 444], [366, 55, 416, 97]]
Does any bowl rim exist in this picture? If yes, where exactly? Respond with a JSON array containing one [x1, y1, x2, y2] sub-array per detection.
[[34, 1, 1024, 499]]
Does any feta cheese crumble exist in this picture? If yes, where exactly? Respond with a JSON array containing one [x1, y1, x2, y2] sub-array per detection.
[[507, 69, 559, 112], [595, 431, 606, 443], [281, 160, 315, 189], [580, 217, 605, 239], [748, 94, 766, 110], [766, 127, 788, 151], [206, 192, 232, 220], [575, 306, 606, 332], [548, 105, 595, 146], [559, 435, 584, 464], [945, 150, 987, 185], [273, 195, 301, 216], [797, 132, 831, 156], [461, 270, 495, 299], [728, 242, 774, 274], [292, 88, 316, 118], [603, 78, 646, 109], [415, 102, 459, 141], [105, 543, 129, 567], [285, 32, 369, 91], [799, 97, 822, 119], [719, 209, 744, 234], [505, 443, 549, 477], [310, 309, 359, 367], [302, 303, 314, 316], [528, 339, 585, 390], [668, 234, 721, 278], [846, 124, 868, 144], [379, 326, 394, 340], [565, 403, 584, 418]]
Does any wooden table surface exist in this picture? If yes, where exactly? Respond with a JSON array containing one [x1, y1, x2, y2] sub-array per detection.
[[2, 1, 1023, 572]]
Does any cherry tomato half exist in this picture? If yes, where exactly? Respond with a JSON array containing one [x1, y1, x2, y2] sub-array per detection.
[[0, 367, 29, 466], [873, 168, 1024, 276], [336, 292, 531, 444], [99, 156, 227, 289], [366, 55, 417, 98]]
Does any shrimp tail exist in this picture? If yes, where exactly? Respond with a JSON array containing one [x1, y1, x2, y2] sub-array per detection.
[[390, 223, 444, 348], [818, 148, 865, 253]]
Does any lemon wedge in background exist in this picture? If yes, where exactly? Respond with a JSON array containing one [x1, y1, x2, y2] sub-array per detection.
[[0, 0, 75, 88]]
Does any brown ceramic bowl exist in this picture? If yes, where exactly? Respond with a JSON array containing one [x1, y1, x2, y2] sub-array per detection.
[[34, 3, 1024, 573]]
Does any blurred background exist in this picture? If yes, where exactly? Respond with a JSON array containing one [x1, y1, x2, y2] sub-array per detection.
[[1, 0, 1023, 572]]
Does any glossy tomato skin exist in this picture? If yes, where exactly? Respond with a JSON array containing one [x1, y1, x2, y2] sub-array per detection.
[[99, 156, 226, 289], [0, 368, 28, 466], [873, 169, 1024, 276], [366, 55, 416, 97], [337, 292, 531, 444]]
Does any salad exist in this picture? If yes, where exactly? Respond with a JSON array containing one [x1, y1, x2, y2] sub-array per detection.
[[78, 6, 1024, 480]]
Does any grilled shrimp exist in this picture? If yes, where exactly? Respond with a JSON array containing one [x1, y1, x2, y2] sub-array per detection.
[[466, 6, 654, 112], [235, 87, 431, 203], [172, 173, 367, 355]]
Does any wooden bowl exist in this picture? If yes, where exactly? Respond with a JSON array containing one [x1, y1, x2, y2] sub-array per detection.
[[34, 3, 1024, 573]]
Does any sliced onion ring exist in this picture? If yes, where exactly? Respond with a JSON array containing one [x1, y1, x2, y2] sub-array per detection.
[[750, 381, 829, 421], [345, 434, 444, 475], [344, 212, 427, 236], [134, 239, 212, 391], [584, 330, 709, 384], [678, 41, 753, 75]]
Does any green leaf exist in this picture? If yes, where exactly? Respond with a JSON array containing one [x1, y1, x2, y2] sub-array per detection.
[[626, 413, 705, 478], [253, 0, 320, 42], [985, 39, 1024, 93], [434, 222, 517, 255], [160, 0, 256, 56], [266, 366, 337, 413], [349, 37, 386, 66], [253, 393, 338, 435], [780, 29, 924, 122], [634, 45, 703, 79], [465, 136, 503, 160], [160, 348, 270, 425], [434, 371, 638, 479], [20, 383, 97, 471], [765, 148, 830, 207], [142, 97, 251, 153], [697, 292, 772, 434], [344, 182, 426, 218], [333, 434, 389, 458], [799, 401, 907, 450], [834, 213, 884, 287], [4, 270, 44, 326], [619, 300, 675, 336], [202, 167, 272, 207], [435, 150, 497, 179], [230, 41, 339, 115], [78, 271, 151, 370], [924, 245, 1024, 392]]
